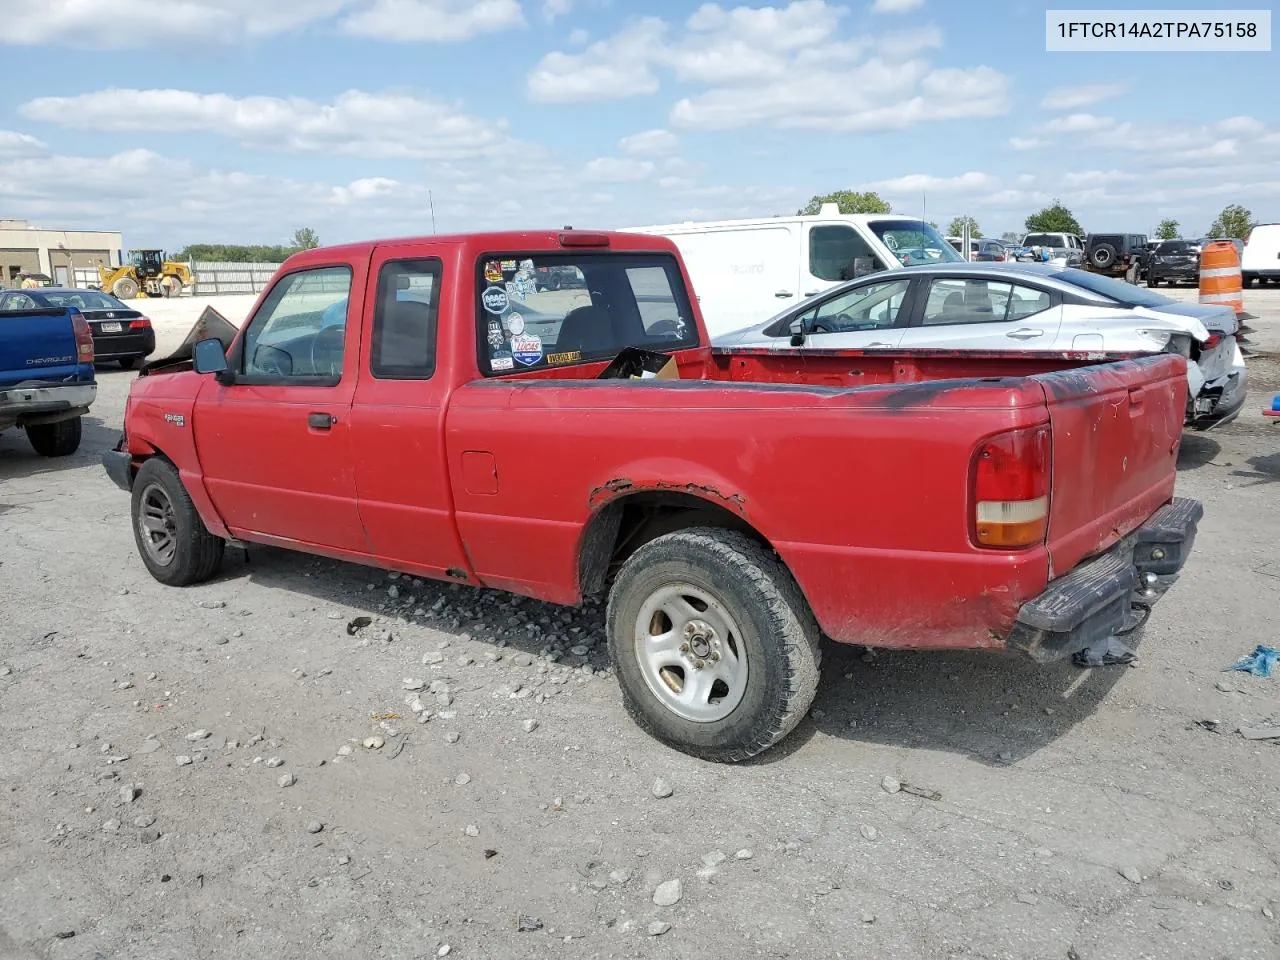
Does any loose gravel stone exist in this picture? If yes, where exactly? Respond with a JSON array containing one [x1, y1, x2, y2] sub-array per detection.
[[403, 678, 426, 691], [1120, 866, 1142, 884], [702, 851, 727, 868], [735, 849, 754, 860], [647, 921, 671, 937], [133, 815, 156, 828], [265, 757, 284, 768], [186, 729, 211, 741], [860, 824, 878, 841], [362, 737, 385, 750], [445, 732, 460, 744], [278, 773, 296, 788], [102, 818, 121, 833], [464, 824, 479, 838], [119, 784, 139, 803], [653, 879, 683, 906], [455, 773, 472, 785], [522, 719, 539, 733], [306, 821, 324, 834], [175, 755, 193, 766], [651, 778, 674, 799], [422, 651, 445, 665], [881, 776, 901, 794]]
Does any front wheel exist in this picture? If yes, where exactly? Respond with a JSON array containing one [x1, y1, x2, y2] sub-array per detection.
[[606, 528, 822, 762], [131, 458, 224, 586], [26, 416, 81, 457]]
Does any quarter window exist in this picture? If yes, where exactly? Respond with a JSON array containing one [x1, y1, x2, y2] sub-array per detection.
[[922, 279, 1051, 326], [371, 259, 441, 380], [241, 266, 351, 381]]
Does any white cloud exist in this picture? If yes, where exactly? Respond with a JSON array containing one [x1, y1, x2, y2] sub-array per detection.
[[542, 0, 572, 20], [862, 171, 993, 193], [529, 2, 1007, 133], [1009, 136, 1046, 150], [330, 177, 401, 204], [1017, 174, 1036, 184], [527, 18, 666, 101], [0, 0, 523, 47], [341, 0, 525, 42], [618, 129, 679, 155], [0, 130, 48, 158], [581, 157, 655, 182], [21, 89, 513, 160], [1216, 116, 1264, 136], [1040, 83, 1128, 111], [871, 0, 924, 12], [1039, 113, 1116, 134], [567, 27, 589, 43], [1061, 170, 1137, 187]]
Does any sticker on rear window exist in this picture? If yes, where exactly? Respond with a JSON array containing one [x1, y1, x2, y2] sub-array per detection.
[[491, 354, 514, 371], [546, 350, 581, 366], [483, 261, 503, 284], [500, 259, 517, 272], [486, 319, 505, 349], [505, 312, 525, 336], [511, 334, 543, 367], [482, 286, 509, 315]]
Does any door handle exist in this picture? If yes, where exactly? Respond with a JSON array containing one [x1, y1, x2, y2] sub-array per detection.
[[1006, 328, 1044, 340], [308, 412, 335, 430], [775, 290, 794, 298], [803, 290, 820, 296], [866, 341, 895, 348]]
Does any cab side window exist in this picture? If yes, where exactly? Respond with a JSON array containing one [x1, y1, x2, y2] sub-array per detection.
[[809, 225, 883, 282], [371, 259, 441, 380], [795, 278, 911, 333], [241, 267, 352, 381]]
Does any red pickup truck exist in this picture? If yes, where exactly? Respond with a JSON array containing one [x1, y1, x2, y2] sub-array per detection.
[[104, 230, 1201, 761]]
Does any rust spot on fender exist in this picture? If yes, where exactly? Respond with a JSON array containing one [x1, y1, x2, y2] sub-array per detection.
[[654, 481, 747, 514], [587, 477, 746, 515], [588, 477, 635, 505]]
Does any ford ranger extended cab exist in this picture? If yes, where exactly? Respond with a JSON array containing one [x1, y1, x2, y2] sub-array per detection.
[[1, 304, 96, 456], [103, 230, 1201, 761]]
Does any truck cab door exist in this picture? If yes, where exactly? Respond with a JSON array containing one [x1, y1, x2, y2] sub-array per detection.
[[802, 223, 890, 299], [347, 244, 471, 578], [897, 275, 1063, 352], [193, 263, 369, 553]]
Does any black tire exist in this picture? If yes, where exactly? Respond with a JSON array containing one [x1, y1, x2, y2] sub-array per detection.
[[130, 458, 224, 586], [1147, 273, 1159, 287], [119, 356, 140, 370], [26, 416, 81, 457], [606, 527, 822, 762], [1090, 244, 1117, 268], [1243, 275, 1255, 288]]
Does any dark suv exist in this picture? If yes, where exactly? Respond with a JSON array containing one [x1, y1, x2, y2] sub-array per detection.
[[1144, 239, 1202, 287], [1084, 233, 1148, 277]]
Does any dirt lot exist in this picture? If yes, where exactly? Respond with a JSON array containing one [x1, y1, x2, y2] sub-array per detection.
[[2, 289, 1279, 960]]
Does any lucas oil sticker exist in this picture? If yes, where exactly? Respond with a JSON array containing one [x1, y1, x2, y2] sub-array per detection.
[[483, 261, 503, 284], [511, 334, 543, 367], [486, 319, 505, 349], [482, 286, 509, 315]]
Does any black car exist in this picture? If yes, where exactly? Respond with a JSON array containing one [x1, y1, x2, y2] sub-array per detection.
[[1084, 233, 1148, 277], [0, 287, 156, 369], [1144, 240, 1202, 287], [973, 238, 1013, 262]]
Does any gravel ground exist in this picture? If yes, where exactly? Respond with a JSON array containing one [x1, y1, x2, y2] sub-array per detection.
[[1, 289, 1278, 960]]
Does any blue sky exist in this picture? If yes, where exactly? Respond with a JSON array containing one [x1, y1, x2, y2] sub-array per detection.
[[0, 0, 1275, 249]]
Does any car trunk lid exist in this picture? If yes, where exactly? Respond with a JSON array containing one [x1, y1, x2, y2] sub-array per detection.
[[1036, 354, 1185, 578], [1142, 300, 1237, 334]]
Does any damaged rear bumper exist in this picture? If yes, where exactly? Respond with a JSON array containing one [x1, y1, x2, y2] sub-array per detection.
[[1008, 497, 1203, 662], [102, 433, 132, 491]]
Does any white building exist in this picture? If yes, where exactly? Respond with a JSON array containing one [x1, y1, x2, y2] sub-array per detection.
[[0, 219, 124, 288]]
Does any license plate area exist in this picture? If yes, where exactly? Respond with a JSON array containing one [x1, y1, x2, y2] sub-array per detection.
[[100, 321, 123, 333]]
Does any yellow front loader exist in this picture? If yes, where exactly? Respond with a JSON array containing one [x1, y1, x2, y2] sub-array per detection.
[[98, 250, 194, 299]]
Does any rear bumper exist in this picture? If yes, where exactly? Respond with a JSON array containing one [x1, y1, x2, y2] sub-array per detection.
[[93, 329, 156, 360], [1007, 497, 1202, 662], [1188, 343, 1247, 430], [0, 382, 96, 430]]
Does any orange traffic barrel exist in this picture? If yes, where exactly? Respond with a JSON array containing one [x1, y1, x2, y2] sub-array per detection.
[[1199, 241, 1244, 315]]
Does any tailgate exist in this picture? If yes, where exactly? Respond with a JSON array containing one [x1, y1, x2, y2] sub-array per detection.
[[1036, 355, 1185, 577], [0, 308, 80, 387]]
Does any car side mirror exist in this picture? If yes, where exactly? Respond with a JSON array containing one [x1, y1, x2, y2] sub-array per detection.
[[193, 337, 229, 376]]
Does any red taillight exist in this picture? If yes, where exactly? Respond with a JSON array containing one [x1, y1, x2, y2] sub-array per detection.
[[71, 309, 95, 363], [1202, 332, 1223, 350], [129, 317, 152, 329], [972, 425, 1050, 548]]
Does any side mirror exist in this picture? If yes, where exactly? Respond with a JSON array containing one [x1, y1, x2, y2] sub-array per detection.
[[193, 337, 229, 375]]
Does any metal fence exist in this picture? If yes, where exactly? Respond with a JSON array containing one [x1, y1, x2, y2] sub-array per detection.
[[191, 261, 283, 295]]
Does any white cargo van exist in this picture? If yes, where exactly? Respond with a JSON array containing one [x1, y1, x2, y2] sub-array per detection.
[[623, 204, 963, 337], [1242, 223, 1280, 286]]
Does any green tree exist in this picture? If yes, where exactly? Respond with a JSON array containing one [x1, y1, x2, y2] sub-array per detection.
[[1000, 231, 1021, 242], [1207, 204, 1253, 239], [291, 227, 320, 250], [798, 190, 892, 215], [1154, 218, 1180, 240], [947, 215, 982, 238], [1024, 199, 1083, 235]]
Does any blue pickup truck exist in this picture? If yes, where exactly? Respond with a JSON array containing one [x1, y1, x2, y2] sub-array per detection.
[[0, 305, 97, 457]]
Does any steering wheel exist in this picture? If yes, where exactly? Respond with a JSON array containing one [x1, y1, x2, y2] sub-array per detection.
[[812, 313, 858, 334], [253, 346, 289, 377], [310, 325, 345, 377]]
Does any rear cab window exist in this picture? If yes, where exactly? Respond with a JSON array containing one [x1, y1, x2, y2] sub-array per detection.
[[476, 253, 697, 375]]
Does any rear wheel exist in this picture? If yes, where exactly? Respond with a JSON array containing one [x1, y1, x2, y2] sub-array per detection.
[[131, 458, 224, 586], [26, 416, 81, 457], [112, 276, 140, 299], [606, 527, 821, 762]]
